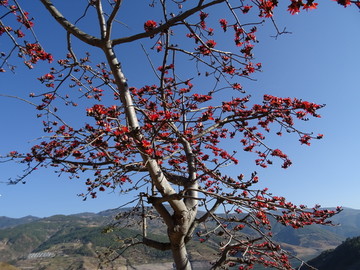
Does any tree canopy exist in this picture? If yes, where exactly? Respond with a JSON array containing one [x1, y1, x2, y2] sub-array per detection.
[[1, 0, 358, 269]]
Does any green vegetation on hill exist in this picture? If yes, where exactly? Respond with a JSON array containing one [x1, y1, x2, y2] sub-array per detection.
[[0, 262, 20, 270], [273, 223, 343, 248], [0, 214, 112, 262], [0, 216, 40, 229], [305, 236, 360, 270], [0, 207, 360, 269]]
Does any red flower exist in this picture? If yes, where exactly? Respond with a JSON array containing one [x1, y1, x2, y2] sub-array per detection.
[[206, 40, 216, 48], [148, 113, 159, 121], [244, 63, 255, 74], [259, 1, 275, 17], [14, 29, 25, 38], [242, 5, 253, 14], [44, 73, 54, 80], [299, 135, 311, 145], [222, 65, 236, 75], [234, 224, 245, 231], [199, 11, 209, 28], [24, 43, 53, 65], [193, 94, 212, 102], [141, 140, 151, 148], [199, 11, 208, 21], [144, 20, 157, 32], [9, 151, 18, 157], [288, 0, 302, 15], [271, 149, 287, 159], [303, 2, 318, 10], [336, 0, 351, 7], [17, 12, 34, 29], [197, 40, 216, 55], [232, 83, 242, 90], [219, 19, 228, 31], [241, 44, 254, 57]]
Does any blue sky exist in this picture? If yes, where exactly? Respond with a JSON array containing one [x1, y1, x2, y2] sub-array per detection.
[[1, 1, 360, 218]]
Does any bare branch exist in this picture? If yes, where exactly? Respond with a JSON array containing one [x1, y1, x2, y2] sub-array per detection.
[[39, 0, 102, 46], [112, 0, 225, 45], [105, 0, 122, 40]]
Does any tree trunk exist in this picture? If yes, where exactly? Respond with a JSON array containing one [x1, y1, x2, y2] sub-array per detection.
[[168, 209, 197, 270], [170, 238, 192, 270]]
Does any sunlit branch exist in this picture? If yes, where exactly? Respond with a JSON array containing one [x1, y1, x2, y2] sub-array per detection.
[[40, 0, 102, 46], [105, 0, 122, 40], [94, 0, 107, 39]]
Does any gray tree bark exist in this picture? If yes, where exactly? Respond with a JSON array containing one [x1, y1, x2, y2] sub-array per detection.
[[38, 1, 203, 268]]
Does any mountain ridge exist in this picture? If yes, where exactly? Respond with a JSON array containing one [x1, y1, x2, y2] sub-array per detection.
[[1, 207, 359, 269]]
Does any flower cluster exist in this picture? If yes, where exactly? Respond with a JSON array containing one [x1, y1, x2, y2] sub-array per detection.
[[0, 2, 54, 70], [22, 43, 53, 68], [196, 40, 216, 55], [144, 20, 157, 32]]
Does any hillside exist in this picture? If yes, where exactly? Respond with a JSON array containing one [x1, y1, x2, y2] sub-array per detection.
[[0, 262, 20, 270], [0, 216, 40, 229], [305, 236, 360, 270], [0, 207, 359, 269], [321, 207, 360, 238], [0, 210, 214, 269]]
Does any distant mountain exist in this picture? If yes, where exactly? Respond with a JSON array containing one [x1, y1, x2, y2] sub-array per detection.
[[305, 236, 360, 270], [0, 207, 359, 269], [0, 216, 40, 229], [322, 207, 360, 238], [0, 209, 213, 269], [273, 223, 343, 251]]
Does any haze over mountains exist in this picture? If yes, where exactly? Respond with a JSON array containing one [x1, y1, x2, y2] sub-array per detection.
[[0, 207, 359, 270]]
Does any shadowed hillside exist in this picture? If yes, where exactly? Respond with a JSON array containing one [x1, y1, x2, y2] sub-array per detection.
[[305, 236, 360, 270]]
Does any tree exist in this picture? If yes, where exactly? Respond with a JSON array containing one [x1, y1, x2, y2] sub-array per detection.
[[0, 0, 357, 269]]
